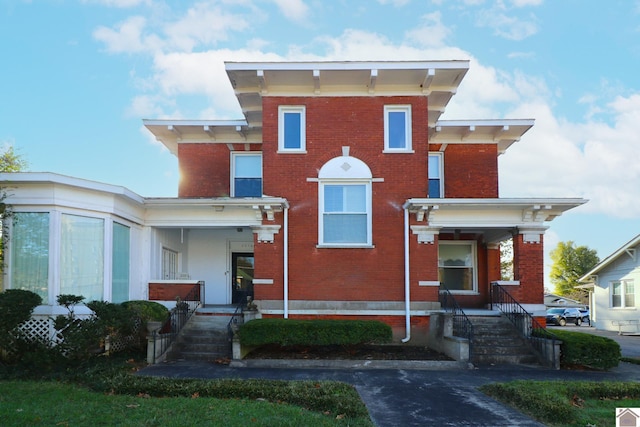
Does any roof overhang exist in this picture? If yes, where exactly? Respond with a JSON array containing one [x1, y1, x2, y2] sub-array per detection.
[[579, 233, 640, 282], [430, 119, 535, 155], [143, 119, 260, 156], [225, 60, 470, 127]]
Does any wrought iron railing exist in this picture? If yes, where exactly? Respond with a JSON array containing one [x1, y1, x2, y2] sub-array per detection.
[[490, 282, 559, 368], [227, 295, 249, 342], [439, 285, 474, 361], [150, 281, 204, 363]]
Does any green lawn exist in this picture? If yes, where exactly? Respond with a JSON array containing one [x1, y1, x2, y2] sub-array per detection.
[[0, 380, 374, 427], [480, 380, 640, 426]]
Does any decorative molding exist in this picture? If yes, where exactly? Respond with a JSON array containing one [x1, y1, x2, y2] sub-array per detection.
[[253, 278, 274, 285], [410, 225, 440, 244], [518, 226, 546, 244], [251, 225, 281, 243]]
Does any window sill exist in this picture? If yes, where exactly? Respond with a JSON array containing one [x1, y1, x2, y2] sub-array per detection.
[[316, 244, 375, 249], [382, 149, 415, 154], [277, 150, 307, 154]]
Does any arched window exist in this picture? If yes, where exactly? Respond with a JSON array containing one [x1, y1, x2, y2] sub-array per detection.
[[318, 149, 373, 247]]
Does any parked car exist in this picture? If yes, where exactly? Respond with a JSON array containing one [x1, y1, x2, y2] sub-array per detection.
[[579, 308, 590, 324], [546, 307, 583, 326]]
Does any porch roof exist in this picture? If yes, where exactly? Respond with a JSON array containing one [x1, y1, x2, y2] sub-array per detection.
[[404, 198, 587, 242]]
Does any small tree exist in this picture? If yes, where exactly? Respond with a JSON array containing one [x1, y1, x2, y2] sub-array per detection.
[[550, 241, 599, 298], [500, 238, 514, 280], [0, 146, 28, 276]]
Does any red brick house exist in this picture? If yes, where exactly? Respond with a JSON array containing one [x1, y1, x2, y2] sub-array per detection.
[[1, 60, 585, 344]]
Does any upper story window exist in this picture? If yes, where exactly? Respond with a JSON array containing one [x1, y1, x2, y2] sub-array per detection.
[[278, 106, 306, 152], [232, 152, 262, 197], [318, 149, 373, 247], [384, 105, 412, 152], [612, 280, 635, 308], [428, 152, 443, 198]]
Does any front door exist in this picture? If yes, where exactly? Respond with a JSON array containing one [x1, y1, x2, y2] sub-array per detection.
[[232, 253, 254, 304]]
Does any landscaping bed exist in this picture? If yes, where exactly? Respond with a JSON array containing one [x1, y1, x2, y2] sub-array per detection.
[[244, 344, 453, 361]]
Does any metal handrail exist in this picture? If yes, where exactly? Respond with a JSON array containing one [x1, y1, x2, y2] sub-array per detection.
[[490, 282, 559, 368], [227, 295, 249, 342], [439, 285, 474, 361], [150, 281, 203, 363]]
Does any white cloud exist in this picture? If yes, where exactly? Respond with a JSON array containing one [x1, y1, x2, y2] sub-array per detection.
[[271, 0, 310, 23], [377, 0, 411, 6], [475, 9, 538, 40], [93, 16, 162, 54]]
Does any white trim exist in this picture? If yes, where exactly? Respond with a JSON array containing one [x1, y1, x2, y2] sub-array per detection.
[[278, 106, 306, 152], [419, 281, 440, 287], [384, 105, 412, 152], [260, 309, 438, 316], [253, 279, 274, 285], [495, 280, 520, 286], [318, 181, 372, 247]]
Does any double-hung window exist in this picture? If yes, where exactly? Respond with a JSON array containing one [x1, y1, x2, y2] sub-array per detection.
[[278, 106, 306, 152], [232, 153, 262, 197], [438, 241, 477, 293], [321, 183, 370, 245], [612, 280, 635, 308], [384, 105, 412, 152], [428, 152, 443, 197], [10, 212, 50, 301]]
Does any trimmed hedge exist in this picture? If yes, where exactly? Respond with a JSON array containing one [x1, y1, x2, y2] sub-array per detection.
[[237, 318, 392, 346], [552, 329, 621, 370]]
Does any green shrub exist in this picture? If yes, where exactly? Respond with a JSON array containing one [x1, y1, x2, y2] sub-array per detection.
[[237, 318, 392, 346], [0, 289, 42, 336], [552, 329, 621, 370], [122, 300, 169, 322]]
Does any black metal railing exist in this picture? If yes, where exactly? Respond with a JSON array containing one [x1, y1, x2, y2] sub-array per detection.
[[227, 294, 249, 342], [150, 281, 204, 363], [490, 282, 559, 368], [439, 285, 474, 361]]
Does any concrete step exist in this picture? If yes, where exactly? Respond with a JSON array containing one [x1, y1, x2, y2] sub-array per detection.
[[468, 315, 540, 365]]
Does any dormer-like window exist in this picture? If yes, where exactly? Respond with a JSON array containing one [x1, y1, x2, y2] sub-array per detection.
[[231, 152, 262, 197], [384, 105, 412, 152], [278, 106, 306, 152]]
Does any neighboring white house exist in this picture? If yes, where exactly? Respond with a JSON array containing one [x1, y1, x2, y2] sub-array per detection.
[[579, 234, 640, 334]]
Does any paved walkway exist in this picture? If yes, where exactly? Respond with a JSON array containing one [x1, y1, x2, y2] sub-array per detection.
[[139, 356, 640, 426]]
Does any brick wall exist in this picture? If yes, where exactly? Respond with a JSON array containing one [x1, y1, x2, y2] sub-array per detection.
[[512, 233, 545, 304], [441, 144, 498, 198]]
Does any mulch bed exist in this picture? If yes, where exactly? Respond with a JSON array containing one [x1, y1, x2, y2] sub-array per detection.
[[244, 344, 453, 361]]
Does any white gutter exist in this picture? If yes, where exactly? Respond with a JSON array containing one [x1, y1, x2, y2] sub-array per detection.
[[402, 207, 411, 343], [283, 207, 289, 318]]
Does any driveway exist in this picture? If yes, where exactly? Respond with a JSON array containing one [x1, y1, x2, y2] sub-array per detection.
[[139, 359, 640, 426]]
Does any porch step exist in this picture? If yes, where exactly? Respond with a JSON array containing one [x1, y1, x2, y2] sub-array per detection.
[[469, 315, 539, 365], [166, 310, 242, 362]]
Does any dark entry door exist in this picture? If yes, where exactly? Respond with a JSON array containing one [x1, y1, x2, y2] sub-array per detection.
[[232, 253, 254, 304]]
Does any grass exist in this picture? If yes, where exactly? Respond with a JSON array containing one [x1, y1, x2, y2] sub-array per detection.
[[0, 380, 372, 426], [0, 352, 373, 427], [480, 380, 640, 426]]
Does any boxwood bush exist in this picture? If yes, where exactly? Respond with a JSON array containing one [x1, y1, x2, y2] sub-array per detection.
[[552, 329, 621, 370], [237, 318, 392, 347]]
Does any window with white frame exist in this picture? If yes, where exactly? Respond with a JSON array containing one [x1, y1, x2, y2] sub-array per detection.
[[318, 152, 373, 247], [10, 212, 50, 301], [321, 183, 370, 245], [438, 241, 477, 292], [60, 214, 105, 302], [278, 106, 306, 151], [612, 280, 635, 308], [111, 222, 130, 304], [162, 247, 178, 280], [384, 105, 412, 152], [232, 152, 262, 197], [428, 152, 443, 197]]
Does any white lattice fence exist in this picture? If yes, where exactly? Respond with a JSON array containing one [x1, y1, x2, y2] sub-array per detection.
[[18, 314, 143, 354]]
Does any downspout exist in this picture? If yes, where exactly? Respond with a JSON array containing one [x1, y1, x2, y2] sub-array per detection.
[[402, 207, 411, 343], [283, 207, 289, 319]]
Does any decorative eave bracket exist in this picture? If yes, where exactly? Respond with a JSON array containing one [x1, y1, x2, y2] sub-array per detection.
[[251, 225, 281, 243], [522, 204, 554, 223], [414, 205, 439, 222], [410, 226, 441, 244], [253, 204, 276, 221]]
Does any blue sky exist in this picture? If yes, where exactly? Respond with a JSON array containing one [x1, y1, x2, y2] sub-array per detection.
[[2, 0, 640, 287]]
